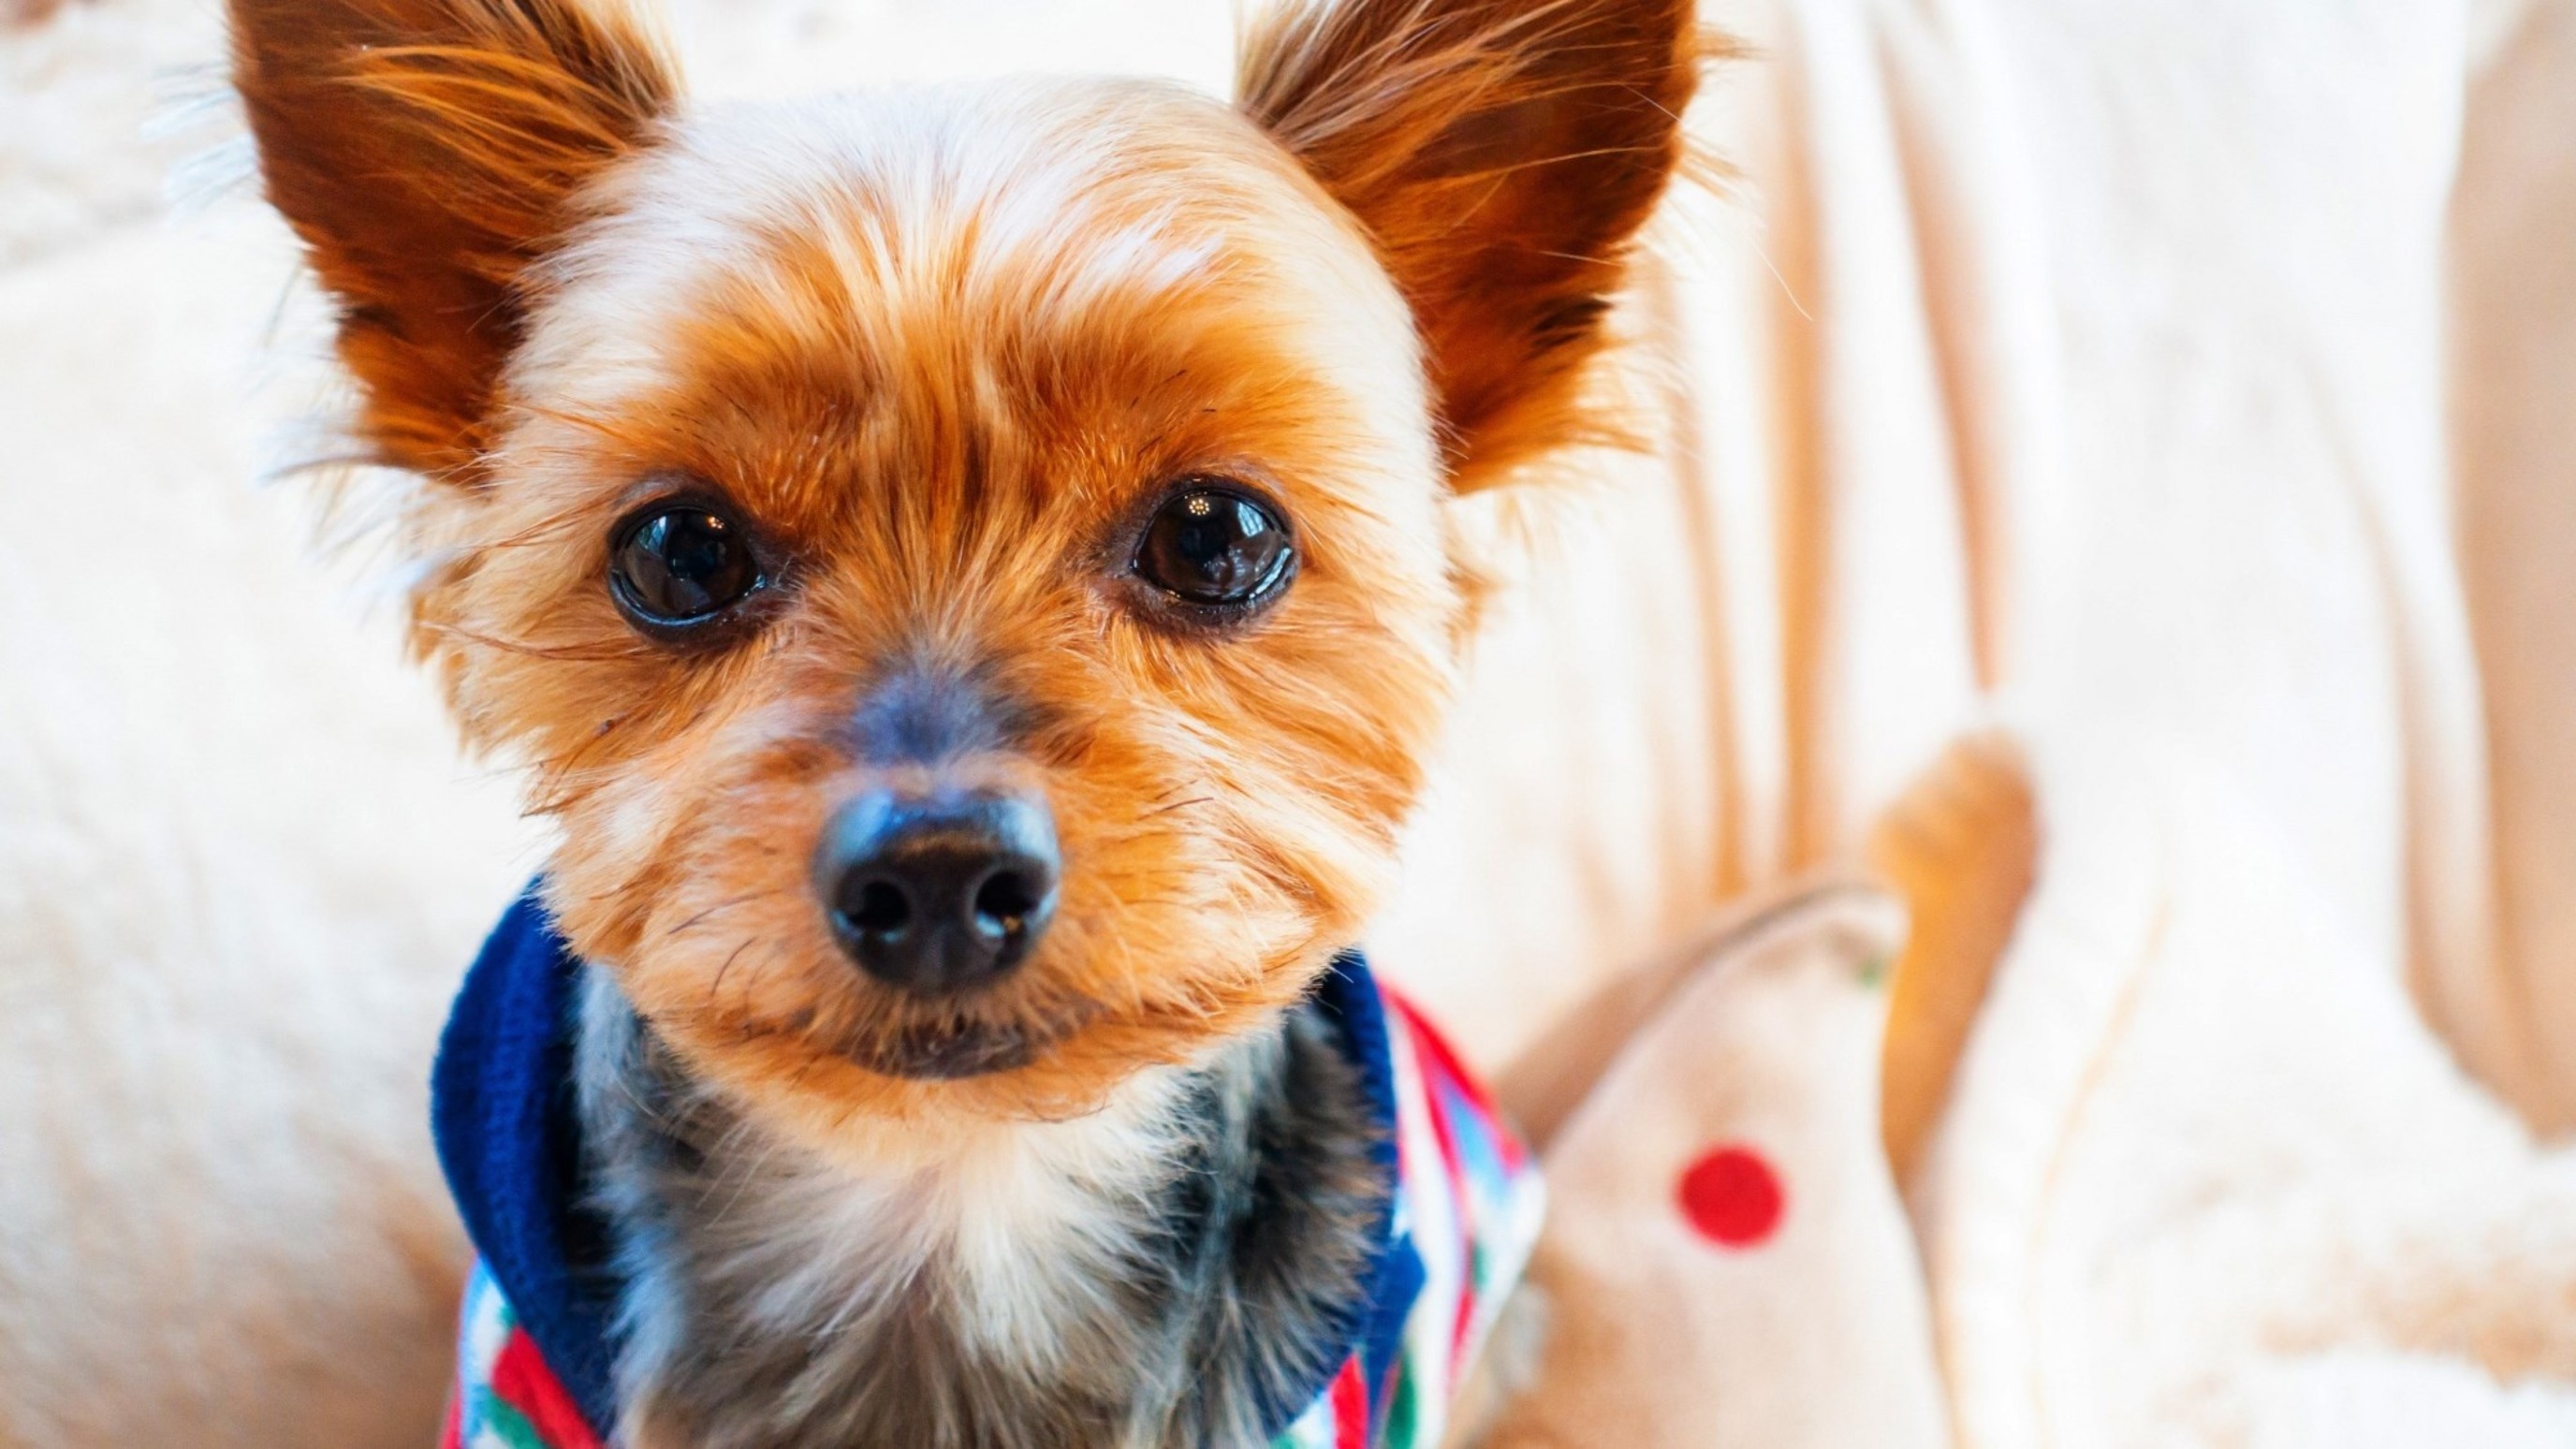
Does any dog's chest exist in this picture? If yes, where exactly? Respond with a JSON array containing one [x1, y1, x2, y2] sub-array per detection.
[[586, 995, 1384, 1448], [432, 908, 1540, 1449]]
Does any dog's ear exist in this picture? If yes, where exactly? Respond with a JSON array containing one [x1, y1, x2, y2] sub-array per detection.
[[1240, 0, 1705, 492], [229, 0, 677, 479]]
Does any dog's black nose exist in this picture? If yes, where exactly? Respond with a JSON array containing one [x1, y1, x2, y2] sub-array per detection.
[[815, 789, 1060, 993]]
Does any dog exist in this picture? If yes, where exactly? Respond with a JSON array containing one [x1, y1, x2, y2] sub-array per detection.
[[224, 0, 1711, 1442]]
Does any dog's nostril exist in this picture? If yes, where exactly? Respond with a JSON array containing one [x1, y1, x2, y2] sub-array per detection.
[[814, 787, 1060, 995], [851, 881, 911, 936], [971, 870, 1041, 935]]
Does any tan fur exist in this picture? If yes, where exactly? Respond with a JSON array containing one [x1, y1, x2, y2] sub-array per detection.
[[226, 0, 1708, 1180], [228, 0, 676, 479], [1240, 0, 1734, 492]]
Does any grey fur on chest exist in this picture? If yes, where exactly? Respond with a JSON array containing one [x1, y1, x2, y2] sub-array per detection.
[[574, 969, 1387, 1449]]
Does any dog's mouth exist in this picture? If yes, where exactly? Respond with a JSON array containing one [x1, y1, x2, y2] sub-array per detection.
[[819, 996, 1103, 1081], [845, 1018, 1046, 1079]]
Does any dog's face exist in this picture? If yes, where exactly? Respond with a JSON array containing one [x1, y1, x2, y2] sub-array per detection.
[[231, 0, 1701, 1149], [438, 88, 1460, 1131]]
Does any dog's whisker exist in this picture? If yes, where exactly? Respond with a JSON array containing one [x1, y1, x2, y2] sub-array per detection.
[[1138, 795, 1215, 819], [706, 935, 758, 1005], [666, 891, 781, 938]]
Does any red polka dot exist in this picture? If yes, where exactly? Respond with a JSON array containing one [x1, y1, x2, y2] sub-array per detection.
[[1676, 1145, 1785, 1248]]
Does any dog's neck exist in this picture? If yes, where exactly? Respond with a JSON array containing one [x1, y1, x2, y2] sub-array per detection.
[[573, 968, 1387, 1449]]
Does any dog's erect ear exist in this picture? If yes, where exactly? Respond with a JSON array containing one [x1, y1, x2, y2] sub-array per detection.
[[229, 0, 676, 479], [1240, 0, 1705, 491]]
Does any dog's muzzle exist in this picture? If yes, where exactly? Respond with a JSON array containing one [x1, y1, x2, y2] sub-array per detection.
[[813, 787, 1061, 996]]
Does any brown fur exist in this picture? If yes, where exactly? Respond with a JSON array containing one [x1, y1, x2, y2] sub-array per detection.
[[227, 0, 1711, 1437], [1241, 0, 1727, 491], [229, 0, 675, 479]]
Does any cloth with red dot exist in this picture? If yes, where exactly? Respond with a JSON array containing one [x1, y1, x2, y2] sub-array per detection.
[[1473, 885, 1949, 1448]]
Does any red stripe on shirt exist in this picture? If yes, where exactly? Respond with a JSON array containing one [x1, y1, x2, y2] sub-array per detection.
[[1329, 1356, 1370, 1446], [1386, 995, 1523, 1172], [490, 1329, 607, 1449], [1389, 1002, 1490, 1364]]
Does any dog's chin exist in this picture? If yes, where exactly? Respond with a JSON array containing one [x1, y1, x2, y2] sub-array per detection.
[[828, 998, 1101, 1082], [846, 1020, 1046, 1080]]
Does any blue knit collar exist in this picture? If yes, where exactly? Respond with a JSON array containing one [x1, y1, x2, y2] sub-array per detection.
[[430, 883, 1416, 1441]]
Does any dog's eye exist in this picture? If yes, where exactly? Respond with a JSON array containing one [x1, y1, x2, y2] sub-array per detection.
[[609, 503, 763, 627], [1132, 485, 1295, 609]]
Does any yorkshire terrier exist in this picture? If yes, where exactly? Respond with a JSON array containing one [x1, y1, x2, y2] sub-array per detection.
[[225, 0, 1707, 1442]]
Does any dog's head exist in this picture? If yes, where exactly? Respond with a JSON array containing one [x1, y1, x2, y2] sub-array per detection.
[[230, 0, 1705, 1148]]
